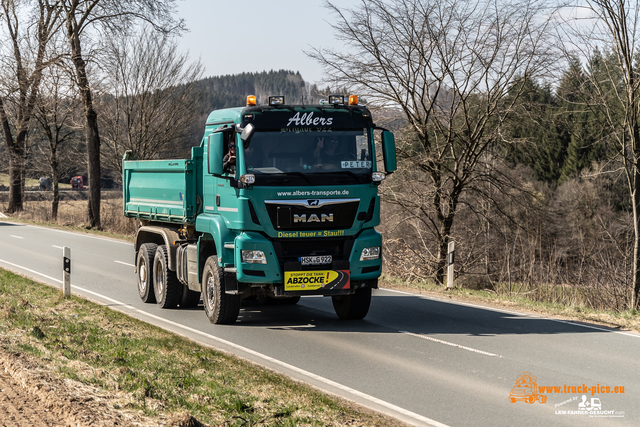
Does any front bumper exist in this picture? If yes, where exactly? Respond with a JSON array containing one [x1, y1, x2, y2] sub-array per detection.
[[233, 228, 382, 285]]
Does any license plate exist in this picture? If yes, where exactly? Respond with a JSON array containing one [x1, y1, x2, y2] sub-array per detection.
[[299, 255, 332, 266]]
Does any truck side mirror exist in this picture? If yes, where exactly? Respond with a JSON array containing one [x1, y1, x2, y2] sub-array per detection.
[[381, 130, 397, 173], [239, 123, 255, 148], [208, 133, 224, 175]]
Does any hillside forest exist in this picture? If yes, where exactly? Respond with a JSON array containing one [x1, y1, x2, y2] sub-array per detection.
[[2, 0, 640, 311]]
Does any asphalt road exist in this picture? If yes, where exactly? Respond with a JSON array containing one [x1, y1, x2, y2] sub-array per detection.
[[0, 220, 638, 426]]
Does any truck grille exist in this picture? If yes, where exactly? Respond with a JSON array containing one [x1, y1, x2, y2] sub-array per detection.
[[264, 198, 359, 230]]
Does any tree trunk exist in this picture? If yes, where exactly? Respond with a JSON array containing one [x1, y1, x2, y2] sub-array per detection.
[[85, 108, 101, 228], [68, 22, 100, 228], [1, 98, 24, 213], [7, 147, 24, 213], [632, 169, 640, 310]]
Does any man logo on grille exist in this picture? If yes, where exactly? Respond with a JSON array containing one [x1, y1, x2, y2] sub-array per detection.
[[308, 200, 320, 206], [294, 213, 334, 223]]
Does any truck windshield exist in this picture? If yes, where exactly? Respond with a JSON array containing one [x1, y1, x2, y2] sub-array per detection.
[[243, 129, 372, 185]]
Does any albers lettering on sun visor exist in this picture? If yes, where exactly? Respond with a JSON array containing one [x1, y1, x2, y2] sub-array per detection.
[[284, 270, 350, 291], [286, 112, 333, 127]]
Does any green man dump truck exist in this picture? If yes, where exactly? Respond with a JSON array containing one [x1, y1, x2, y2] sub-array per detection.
[[123, 94, 396, 324]]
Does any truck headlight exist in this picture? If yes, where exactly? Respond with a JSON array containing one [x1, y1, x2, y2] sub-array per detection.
[[360, 246, 381, 261], [242, 250, 267, 264]]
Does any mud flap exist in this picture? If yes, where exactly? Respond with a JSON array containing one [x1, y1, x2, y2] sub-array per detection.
[[224, 273, 239, 295]]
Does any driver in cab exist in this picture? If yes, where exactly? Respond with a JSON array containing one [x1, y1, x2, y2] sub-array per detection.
[[314, 137, 341, 169]]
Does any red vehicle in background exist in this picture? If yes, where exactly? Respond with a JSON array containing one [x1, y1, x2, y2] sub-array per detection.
[[70, 176, 84, 189]]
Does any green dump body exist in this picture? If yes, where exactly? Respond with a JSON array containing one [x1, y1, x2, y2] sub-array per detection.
[[123, 155, 200, 224]]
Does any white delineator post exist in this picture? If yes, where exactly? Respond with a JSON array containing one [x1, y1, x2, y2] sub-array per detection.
[[446, 241, 455, 289], [63, 246, 71, 297]]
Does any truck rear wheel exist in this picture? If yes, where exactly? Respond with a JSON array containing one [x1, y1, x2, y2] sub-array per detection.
[[137, 243, 157, 303], [202, 257, 240, 324], [153, 245, 182, 309], [332, 285, 372, 320]]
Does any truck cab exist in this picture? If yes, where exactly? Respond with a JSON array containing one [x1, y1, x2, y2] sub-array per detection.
[[124, 95, 396, 324]]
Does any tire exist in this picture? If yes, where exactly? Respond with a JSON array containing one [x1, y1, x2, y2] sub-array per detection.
[[153, 245, 182, 309], [202, 257, 240, 324], [137, 243, 157, 303], [180, 285, 201, 308], [332, 286, 372, 320]]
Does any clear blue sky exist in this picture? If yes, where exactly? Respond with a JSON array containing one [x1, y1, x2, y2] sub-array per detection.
[[176, 0, 359, 85]]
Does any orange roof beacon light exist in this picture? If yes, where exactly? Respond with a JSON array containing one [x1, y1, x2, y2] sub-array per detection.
[[348, 95, 358, 105], [246, 95, 257, 106]]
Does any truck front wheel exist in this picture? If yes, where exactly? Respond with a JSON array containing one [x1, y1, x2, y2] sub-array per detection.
[[202, 257, 240, 324], [137, 243, 157, 303], [153, 245, 182, 309], [332, 285, 372, 320]]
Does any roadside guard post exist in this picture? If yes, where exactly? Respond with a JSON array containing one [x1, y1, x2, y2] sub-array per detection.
[[63, 247, 71, 297], [447, 241, 455, 289]]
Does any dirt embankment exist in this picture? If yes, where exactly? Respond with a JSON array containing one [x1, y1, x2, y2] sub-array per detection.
[[0, 348, 200, 427]]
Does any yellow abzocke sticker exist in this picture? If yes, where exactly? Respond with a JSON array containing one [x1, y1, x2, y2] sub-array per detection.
[[284, 270, 341, 291]]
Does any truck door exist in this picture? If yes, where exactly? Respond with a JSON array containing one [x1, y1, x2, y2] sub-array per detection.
[[204, 129, 241, 227]]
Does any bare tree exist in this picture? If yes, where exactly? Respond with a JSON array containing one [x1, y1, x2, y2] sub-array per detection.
[[562, 0, 640, 308], [310, 0, 556, 284], [0, 0, 62, 213], [99, 27, 203, 173], [59, 0, 184, 228], [32, 63, 82, 220]]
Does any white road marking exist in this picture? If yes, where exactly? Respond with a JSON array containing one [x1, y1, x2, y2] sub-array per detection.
[[0, 257, 450, 427], [10, 235, 23, 239], [382, 288, 640, 338], [401, 331, 501, 358], [114, 260, 135, 267], [0, 259, 60, 283]]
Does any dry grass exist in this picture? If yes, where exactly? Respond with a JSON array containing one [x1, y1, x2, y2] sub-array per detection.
[[0, 173, 72, 189], [1, 193, 137, 238]]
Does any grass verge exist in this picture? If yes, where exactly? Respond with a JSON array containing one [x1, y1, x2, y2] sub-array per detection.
[[0, 268, 405, 427]]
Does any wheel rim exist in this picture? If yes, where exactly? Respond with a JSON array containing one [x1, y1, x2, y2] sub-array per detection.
[[155, 260, 164, 295], [206, 274, 217, 312], [138, 260, 147, 293]]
